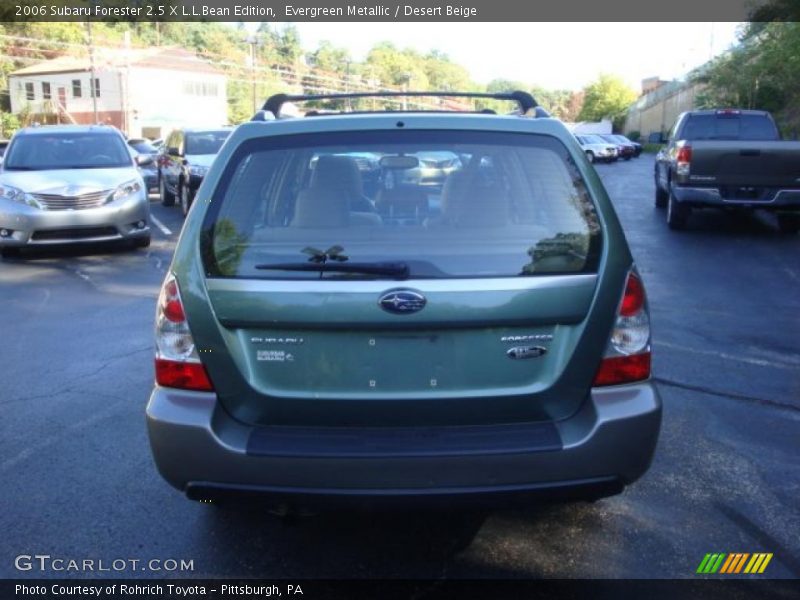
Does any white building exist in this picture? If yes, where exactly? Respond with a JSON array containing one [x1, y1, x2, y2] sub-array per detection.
[[8, 47, 227, 139]]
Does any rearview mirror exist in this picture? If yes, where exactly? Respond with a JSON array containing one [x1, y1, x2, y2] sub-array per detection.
[[379, 155, 419, 169]]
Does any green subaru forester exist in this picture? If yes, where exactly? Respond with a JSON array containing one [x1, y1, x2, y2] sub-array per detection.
[[146, 92, 661, 507]]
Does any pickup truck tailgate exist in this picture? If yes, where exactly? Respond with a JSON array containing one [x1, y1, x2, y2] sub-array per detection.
[[688, 141, 800, 188]]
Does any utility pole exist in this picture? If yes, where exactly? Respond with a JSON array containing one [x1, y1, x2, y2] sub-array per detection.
[[85, 19, 99, 123], [246, 35, 261, 114]]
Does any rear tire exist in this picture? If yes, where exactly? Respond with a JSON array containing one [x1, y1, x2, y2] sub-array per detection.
[[159, 175, 175, 207], [655, 180, 668, 208], [667, 188, 690, 230], [586, 151, 595, 164], [777, 213, 800, 234]]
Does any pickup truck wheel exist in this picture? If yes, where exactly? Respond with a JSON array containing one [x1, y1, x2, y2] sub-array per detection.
[[777, 214, 800, 234], [159, 175, 175, 207], [655, 181, 668, 208], [585, 151, 595, 163], [667, 190, 690, 230]]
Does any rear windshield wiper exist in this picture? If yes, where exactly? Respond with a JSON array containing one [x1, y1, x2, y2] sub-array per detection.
[[255, 261, 410, 279]]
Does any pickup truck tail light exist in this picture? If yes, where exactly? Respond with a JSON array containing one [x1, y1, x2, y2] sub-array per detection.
[[154, 273, 214, 391], [593, 269, 651, 387], [676, 144, 692, 176]]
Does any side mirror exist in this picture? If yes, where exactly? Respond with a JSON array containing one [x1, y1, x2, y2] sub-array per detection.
[[135, 154, 154, 167]]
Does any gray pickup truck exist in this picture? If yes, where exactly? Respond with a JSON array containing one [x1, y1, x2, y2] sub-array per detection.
[[655, 109, 800, 232]]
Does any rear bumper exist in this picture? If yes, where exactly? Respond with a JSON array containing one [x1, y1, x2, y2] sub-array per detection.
[[146, 382, 662, 503], [671, 186, 800, 210]]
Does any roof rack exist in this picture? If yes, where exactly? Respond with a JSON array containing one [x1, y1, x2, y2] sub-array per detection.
[[255, 91, 547, 120]]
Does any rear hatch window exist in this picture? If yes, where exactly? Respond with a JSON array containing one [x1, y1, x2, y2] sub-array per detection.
[[201, 130, 601, 280], [683, 113, 779, 140]]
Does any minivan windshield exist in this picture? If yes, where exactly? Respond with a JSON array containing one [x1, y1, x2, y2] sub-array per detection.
[[185, 130, 230, 155], [3, 132, 133, 170], [202, 130, 601, 280]]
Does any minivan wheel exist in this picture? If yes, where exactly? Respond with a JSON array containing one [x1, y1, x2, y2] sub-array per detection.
[[586, 151, 595, 163], [160, 176, 175, 207], [777, 213, 800, 234], [180, 182, 191, 217], [667, 189, 690, 230]]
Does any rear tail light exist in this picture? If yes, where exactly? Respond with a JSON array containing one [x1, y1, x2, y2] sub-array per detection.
[[154, 273, 213, 391], [593, 269, 651, 387], [676, 144, 692, 176]]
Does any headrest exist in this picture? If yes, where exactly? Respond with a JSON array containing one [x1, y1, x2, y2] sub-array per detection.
[[311, 155, 363, 196]]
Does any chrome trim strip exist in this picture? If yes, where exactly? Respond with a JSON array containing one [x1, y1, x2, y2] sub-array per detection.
[[206, 273, 597, 294], [678, 187, 800, 205]]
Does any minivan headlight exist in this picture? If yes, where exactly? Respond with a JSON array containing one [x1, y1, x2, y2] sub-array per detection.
[[112, 179, 142, 202], [0, 184, 24, 202], [0, 184, 39, 208]]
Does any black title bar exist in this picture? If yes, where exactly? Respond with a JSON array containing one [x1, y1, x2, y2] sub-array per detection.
[[0, 0, 791, 22]]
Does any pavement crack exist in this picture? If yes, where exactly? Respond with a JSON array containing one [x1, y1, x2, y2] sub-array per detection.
[[715, 502, 800, 577], [1, 346, 151, 405], [654, 377, 800, 413]]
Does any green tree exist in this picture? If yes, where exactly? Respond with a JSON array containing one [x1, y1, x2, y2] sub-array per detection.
[[578, 74, 637, 123]]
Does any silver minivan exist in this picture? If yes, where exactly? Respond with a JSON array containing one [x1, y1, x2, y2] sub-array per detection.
[[0, 125, 150, 257]]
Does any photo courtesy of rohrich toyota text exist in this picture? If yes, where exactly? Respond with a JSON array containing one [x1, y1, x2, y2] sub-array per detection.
[[0, 1, 798, 598]]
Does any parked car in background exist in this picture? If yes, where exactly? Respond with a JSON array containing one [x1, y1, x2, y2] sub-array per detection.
[[146, 91, 661, 509], [597, 134, 635, 160], [404, 150, 463, 186], [159, 127, 232, 216], [0, 125, 150, 257], [128, 146, 158, 192], [127, 138, 160, 191], [610, 134, 642, 157], [575, 134, 618, 163], [655, 108, 800, 232]]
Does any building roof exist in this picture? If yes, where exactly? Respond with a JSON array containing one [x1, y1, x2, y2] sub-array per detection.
[[10, 47, 223, 77]]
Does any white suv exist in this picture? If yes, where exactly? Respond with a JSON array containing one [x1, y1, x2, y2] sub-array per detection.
[[575, 134, 619, 163]]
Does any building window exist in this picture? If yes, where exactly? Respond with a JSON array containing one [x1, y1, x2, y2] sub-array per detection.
[[72, 79, 82, 98], [182, 81, 219, 97], [25, 82, 35, 101], [42, 82, 51, 100], [93, 77, 100, 98]]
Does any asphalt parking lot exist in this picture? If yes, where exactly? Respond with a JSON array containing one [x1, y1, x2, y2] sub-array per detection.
[[1, 156, 798, 579]]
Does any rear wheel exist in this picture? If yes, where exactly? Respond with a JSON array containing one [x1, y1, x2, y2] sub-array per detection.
[[160, 175, 175, 207], [777, 213, 800, 234], [586, 151, 595, 164], [667, 188, 690, 230], [655, 177, 668, 208]]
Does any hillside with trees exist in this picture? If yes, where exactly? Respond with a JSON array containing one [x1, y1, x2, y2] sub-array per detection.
[[0, 21, 584, 135], [692, 20, 800, 136]]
